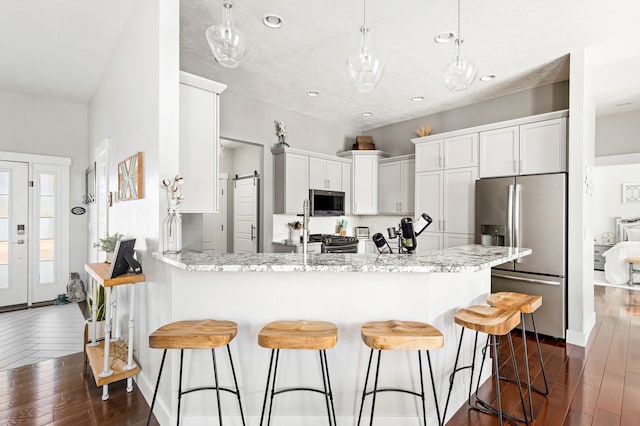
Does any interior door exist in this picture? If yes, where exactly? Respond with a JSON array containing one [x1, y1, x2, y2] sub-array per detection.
[[0, 161, 29, 307], [233, 177, 259, 253], [94, 142, 109, 262]]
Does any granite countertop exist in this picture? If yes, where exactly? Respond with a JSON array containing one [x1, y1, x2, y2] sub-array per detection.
[[153, 245, 531, 273]]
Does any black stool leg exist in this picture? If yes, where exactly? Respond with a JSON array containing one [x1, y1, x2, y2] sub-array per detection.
[[211, 348, 223, 425], [226, 344, 246, 426], [531, 314, 549, 396], [473, 334, 491, 406], [259, 349, 276, 426], [507, 333, 529, 425], [267, 349, 281, 426], [357, 349, 375, 426], [417, 351, 427, 426], [177, 349, 185, 426], [467, 331, 479, 406], [368, 350, 383, 426], [520, 313, 534, 422], [443, 327, 465, 422], [491, 335, 504, 426], [147, 349, 168, 426], [320, 350, 337, 426], [425, 351, 442, 426]]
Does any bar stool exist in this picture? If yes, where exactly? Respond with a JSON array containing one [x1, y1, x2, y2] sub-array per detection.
[[443, 305, 527, 426], [146, 320, 245, 426], [258, 320, 338, 426], [487, 292, 549, 422], [357, 320, 443, 426]]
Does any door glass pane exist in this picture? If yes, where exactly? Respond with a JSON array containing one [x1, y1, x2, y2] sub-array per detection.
[[0, 172, 8, 194], [0, 264, 7, 289], [39, 173, 55, 285], [40, 261, 54, 284], [0, 218, 6, 242], [0, 195, 7, 217]]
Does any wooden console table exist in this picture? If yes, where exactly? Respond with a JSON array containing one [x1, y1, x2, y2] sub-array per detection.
[[85, 262, 145, 400]]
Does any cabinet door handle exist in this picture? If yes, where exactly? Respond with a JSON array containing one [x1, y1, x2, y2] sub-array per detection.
[[443, 156, 447, 168], [513, 159, 517, 172], [442, 220, 446, 231], [439, 157, 443, 169], [250, 225, 256, 241], [519, 159, 523, 173]]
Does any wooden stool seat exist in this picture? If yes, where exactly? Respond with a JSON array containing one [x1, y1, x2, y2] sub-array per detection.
[[149, 319, 238, 350], [361, 320, 444, 351], [258, 320, 338, 350], [487, 292, 542, 314], [626, 257, 640, 264], [454, 305, 520, 336]]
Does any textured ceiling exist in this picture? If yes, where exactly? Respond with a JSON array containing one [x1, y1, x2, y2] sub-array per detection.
[[1, 1, 639, 125], [181, 0, 640, 130], [0, 1, 135, 103]]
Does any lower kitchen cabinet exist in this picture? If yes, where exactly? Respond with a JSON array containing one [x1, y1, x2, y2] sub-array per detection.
[[416, 232, 474, 253]]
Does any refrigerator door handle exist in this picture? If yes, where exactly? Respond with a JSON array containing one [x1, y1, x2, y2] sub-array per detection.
[[514, 184, 521, 259], [507, 184, 514, 248], [492, 272, 561, 286]]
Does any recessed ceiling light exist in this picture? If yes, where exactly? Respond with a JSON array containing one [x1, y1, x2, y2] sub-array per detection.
[[616, 102, 632, 107], [307, 90, 320, 97], [411, 96, 425, 102], [362, 111, 374, 117], [480, 74, 497, 82], [434, 31, 455, 43], [262, 14, 283, 29]]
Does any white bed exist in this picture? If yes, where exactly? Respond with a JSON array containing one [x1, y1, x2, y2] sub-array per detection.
[[602, 217, 640, 285]]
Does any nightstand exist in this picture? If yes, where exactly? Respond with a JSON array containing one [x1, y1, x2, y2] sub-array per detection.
[[594, 243, 614, 271]]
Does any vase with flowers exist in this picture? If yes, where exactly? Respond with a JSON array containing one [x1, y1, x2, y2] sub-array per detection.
[[162, 175, 184, 254]]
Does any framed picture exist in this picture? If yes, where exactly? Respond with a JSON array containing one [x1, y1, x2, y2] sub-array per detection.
[[118, 152, 143, 201], [622, 183, 640, 203]]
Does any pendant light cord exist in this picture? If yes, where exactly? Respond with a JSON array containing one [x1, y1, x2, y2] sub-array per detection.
[[363, 0, 367, 28]]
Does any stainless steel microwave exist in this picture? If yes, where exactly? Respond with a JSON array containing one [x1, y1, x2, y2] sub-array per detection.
[[309, 189, 345, 216]]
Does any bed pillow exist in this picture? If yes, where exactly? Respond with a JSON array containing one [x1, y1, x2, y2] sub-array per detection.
[[626, 228, 640, 241]]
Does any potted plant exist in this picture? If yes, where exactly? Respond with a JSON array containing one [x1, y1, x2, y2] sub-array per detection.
[[99, 232, 124, 263], [86, 285, 106, 341]]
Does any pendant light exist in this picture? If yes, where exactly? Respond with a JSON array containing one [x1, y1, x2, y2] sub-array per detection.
[[206, 0, 248, 69], [443, 0, 478, 91], [347, 0, 384, 93]]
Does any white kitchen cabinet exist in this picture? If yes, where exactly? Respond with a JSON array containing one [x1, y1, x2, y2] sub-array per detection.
[[444, 233, 474, 248], [479, 118, 567, 177], [479, 126, 519, 178], [416, 232, 442, 253], [337, 150, 389, 215], [309, 157, 342, 191], [379, 156, 415, 214], [519, 118, 567, 175], [415, 134, 477, 172], [178, 72, 226, 213], [415, 167, 477, 245], [273, 151, 309, 214]]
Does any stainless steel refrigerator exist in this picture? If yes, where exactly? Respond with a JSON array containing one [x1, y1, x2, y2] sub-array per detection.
[[475, 173, 567, 339]]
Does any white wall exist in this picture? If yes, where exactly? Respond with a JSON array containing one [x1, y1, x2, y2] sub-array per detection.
[[219, 91, 361, 252], [592, 163, 640, 239], [595, 110, 640, 156], [367, 81, 570, 155], [87, 0, 179, 420], [0, 87, 88, 278]]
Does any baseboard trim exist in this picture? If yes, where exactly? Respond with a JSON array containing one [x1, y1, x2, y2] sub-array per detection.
[[566, 312, 596, 347]]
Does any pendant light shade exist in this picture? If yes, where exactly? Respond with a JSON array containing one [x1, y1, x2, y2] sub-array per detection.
[[206, 0, 247, 69], [443, 0, 477, 91], [347, 0, 384, 93]]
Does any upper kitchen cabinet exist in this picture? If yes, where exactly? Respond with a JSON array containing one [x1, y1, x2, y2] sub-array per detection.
[[414, 133, 478, 172], [179, 71, 226, 213], [273, 149, 309, 214], [479, 115, 567, 178], [379, 155, 415, 215], [338, 150, 390, 215], [273, 147, 351, 214], [309, 157, 342, 191]]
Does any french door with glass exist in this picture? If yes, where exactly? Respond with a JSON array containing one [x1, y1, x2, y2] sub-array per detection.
[[0, 161, 29, 306]]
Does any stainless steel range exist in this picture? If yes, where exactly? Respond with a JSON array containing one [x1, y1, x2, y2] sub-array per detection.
[[310, 234, 359, 253]]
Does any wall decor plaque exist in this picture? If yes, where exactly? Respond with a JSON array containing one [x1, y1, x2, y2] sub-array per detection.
[[118, 152, 143, 201]]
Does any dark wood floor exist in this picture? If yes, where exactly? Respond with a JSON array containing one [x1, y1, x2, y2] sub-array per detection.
[[1, 285, 637, 425]]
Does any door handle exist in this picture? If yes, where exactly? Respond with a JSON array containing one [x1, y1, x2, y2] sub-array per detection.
[[16, 239, 25, 245], [491, 272, 561, 286], [250, 225, 255, 241], [92, 242, 100, 248]]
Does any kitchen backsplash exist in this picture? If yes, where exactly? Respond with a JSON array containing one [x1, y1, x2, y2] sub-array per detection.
[[273, 214, 413, 242]]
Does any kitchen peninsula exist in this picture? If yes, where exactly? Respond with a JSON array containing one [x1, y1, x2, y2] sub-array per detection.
[[151, 245, 530, 425]]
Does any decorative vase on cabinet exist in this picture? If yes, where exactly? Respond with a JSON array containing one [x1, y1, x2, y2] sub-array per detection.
[[162, 209, 182, 254]]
